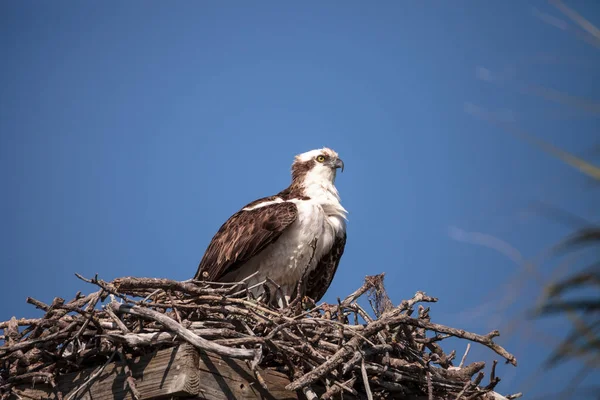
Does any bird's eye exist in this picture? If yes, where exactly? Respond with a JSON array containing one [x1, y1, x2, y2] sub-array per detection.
[[316, 155, 326, 163]]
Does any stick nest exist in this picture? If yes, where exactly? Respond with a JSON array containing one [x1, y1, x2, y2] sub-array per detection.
[[0, 273, 520, 400]]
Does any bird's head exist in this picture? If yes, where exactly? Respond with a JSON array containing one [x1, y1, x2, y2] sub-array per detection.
[[291, 147, 344, 186]]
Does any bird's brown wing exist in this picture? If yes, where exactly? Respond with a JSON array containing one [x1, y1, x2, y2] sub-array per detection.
[[194, 200, 298, 281], [305, 233, 346, 302]]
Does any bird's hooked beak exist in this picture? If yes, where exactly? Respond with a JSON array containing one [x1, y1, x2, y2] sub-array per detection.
[[334, 158, 344, 172]]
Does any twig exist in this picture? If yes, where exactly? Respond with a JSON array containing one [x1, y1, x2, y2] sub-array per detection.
[[165, 291, 181, 324], [340, 274, 385, 306], [117, 347, 140, 400], [459, 343, 471, 368], [455, 379, 473, 400], [427, 369, 434, 400], [65, 350, 116, 400], [361, 358, 373, 400], [109, 302, 255, 359], [73, 290, 103, 339], [104, 303, 129, 334], [396, 316, 517, 366], [302, 386, 319, 400], [321, 377, 358, 399]]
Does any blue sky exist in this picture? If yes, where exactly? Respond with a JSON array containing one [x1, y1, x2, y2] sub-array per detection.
[[1, 1, 598, 398]]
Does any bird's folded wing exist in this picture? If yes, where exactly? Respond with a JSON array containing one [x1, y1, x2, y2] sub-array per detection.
[[195, 201, 298, 281], [305, 233, 346, 302]]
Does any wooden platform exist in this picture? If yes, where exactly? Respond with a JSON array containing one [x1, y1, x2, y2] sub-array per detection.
[[9, 345, 300, 400], [5, 342, 504, 400]]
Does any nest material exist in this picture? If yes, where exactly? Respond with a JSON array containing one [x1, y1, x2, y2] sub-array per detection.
[[0, 273, 520, 400]]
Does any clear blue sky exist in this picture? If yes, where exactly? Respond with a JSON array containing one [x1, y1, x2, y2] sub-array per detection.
[[1, 1, 598, 398]]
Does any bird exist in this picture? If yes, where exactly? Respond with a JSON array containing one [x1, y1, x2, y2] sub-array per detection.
[[194, 147, 347, 308]]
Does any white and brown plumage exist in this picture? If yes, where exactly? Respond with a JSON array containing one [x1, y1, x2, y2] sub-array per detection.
[[194, 148, 347, 308]]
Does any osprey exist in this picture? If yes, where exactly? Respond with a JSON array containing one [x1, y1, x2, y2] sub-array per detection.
[[194, 148, 347, 308]]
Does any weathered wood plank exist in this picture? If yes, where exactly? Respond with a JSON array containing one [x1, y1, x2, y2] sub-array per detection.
[[11, 345, 198, 400], [9, 344, 300, 400], [9, 343, 490, 399], [191, 350, 298, 399]]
